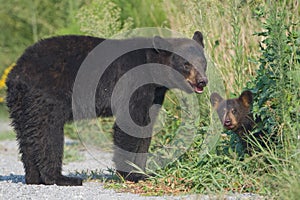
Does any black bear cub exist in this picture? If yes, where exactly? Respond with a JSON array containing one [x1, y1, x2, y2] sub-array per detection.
[[6, 31, 208, 186], [210, 90, 260, 154]]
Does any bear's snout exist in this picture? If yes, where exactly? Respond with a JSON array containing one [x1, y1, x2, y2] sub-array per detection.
[[224, 119, 231, 126], [186, 68, 208, 94], [197, 77, 208, 87]]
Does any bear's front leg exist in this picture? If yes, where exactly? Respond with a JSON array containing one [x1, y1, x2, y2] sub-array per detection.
[[113, 123, 152, 182], [111, 85, 161, 182]]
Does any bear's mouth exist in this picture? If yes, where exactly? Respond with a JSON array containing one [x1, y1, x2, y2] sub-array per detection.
[[223, 121, 237, 130], [224, 124, 235, 130], [188, 81, 205, 94]]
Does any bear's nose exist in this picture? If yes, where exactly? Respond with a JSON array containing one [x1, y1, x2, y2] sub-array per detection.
[[198, 77, 208, 87], [224, 119, 231, 126]]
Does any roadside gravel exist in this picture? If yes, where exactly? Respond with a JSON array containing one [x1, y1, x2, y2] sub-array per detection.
[[0, 140, 169, 200], [0, 125, 262, 200]]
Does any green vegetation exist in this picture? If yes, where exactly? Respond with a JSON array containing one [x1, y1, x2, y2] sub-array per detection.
[[64, 118, 113, 151], [63, 143, 84, 164], [0, 0, 299, 199], [0, 130, 15, 141], [0, 0, 85, 70]]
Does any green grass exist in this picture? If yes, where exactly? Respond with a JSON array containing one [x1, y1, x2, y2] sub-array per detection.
[[0, 0, 299, 198], [0, 130, 15, 141], [63, 143, 85, 164], [0, 104, 14, 141], [0, 104, 10, 121], [64, 118, 113, 151], [63, 117, 114, 164]]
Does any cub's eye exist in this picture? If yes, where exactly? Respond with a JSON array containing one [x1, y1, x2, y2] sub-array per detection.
[[231, 108, 237, 114]]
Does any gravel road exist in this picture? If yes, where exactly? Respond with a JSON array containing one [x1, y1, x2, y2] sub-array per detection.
[[0, 123, 262, 200], [0, 140, 177, 200]]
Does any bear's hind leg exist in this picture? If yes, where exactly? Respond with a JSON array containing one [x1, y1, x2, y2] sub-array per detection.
[[37, 115, 82, 186], [11, 115, 43, 184], [8, 89, 43, 184], [20, 145, 43, 184], [17, 99, 81, 185], [7, 83, 82, 186]]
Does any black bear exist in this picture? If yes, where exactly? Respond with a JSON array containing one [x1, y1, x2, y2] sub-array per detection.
[[210, 90, 261, 154], [6, 31, 208, 185]]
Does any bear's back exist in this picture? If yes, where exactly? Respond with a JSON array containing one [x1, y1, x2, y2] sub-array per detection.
[[7, 36, 105, 94]]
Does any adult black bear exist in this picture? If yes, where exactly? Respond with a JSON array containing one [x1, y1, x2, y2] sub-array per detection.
[[6, 31, 208, 186]]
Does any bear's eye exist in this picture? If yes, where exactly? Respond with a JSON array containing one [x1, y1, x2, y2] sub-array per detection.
[[231, 108, 237, 114], [183, 61, 190, 68]]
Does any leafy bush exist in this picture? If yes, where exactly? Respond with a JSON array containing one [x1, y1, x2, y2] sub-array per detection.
[[246, 2, 300, 152], [112, 0, 169, 28], [76, 0, 133, 37], [245, 2, 300, 199]]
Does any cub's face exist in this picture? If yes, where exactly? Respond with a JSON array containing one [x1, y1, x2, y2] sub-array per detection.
[[210, 91, 253, 131]]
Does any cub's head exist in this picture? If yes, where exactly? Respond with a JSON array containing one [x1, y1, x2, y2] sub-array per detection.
[[149, 31, 208, 94], [210, 90, 253, 131]]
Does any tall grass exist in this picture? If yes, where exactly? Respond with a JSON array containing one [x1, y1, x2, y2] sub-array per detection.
[[164, 0, 262, 94], [1, 0, 299, 198], [141, 0, 299, 198]]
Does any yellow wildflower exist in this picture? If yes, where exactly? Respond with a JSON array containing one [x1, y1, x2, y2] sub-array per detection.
[[0, 63, 16, 103], [0, 63, 15, 89]]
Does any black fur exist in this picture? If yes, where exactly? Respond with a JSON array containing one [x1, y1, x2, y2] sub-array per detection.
[[6, 32, 207, 185]]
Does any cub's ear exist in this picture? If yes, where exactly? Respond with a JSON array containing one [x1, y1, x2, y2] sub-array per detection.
[[239, 90, 253, 108], [153, 36, 172, 53], [210, 92, 223, 109], [193, 31, 204, 48]]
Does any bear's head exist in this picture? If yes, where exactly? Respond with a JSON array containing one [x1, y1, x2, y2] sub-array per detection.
[[210, 90, 253, 131], [147, 31, 208, 94]]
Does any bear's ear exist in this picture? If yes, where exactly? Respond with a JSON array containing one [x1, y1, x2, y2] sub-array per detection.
[[239, 90, 253, 108], [210, 92, 223, 109], [193, 31, 204, 48], [152, 36, 173, 54]]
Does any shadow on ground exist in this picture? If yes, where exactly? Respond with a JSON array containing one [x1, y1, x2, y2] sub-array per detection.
[[0, 174, 24, 183], [0, 172, 116, 184]]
